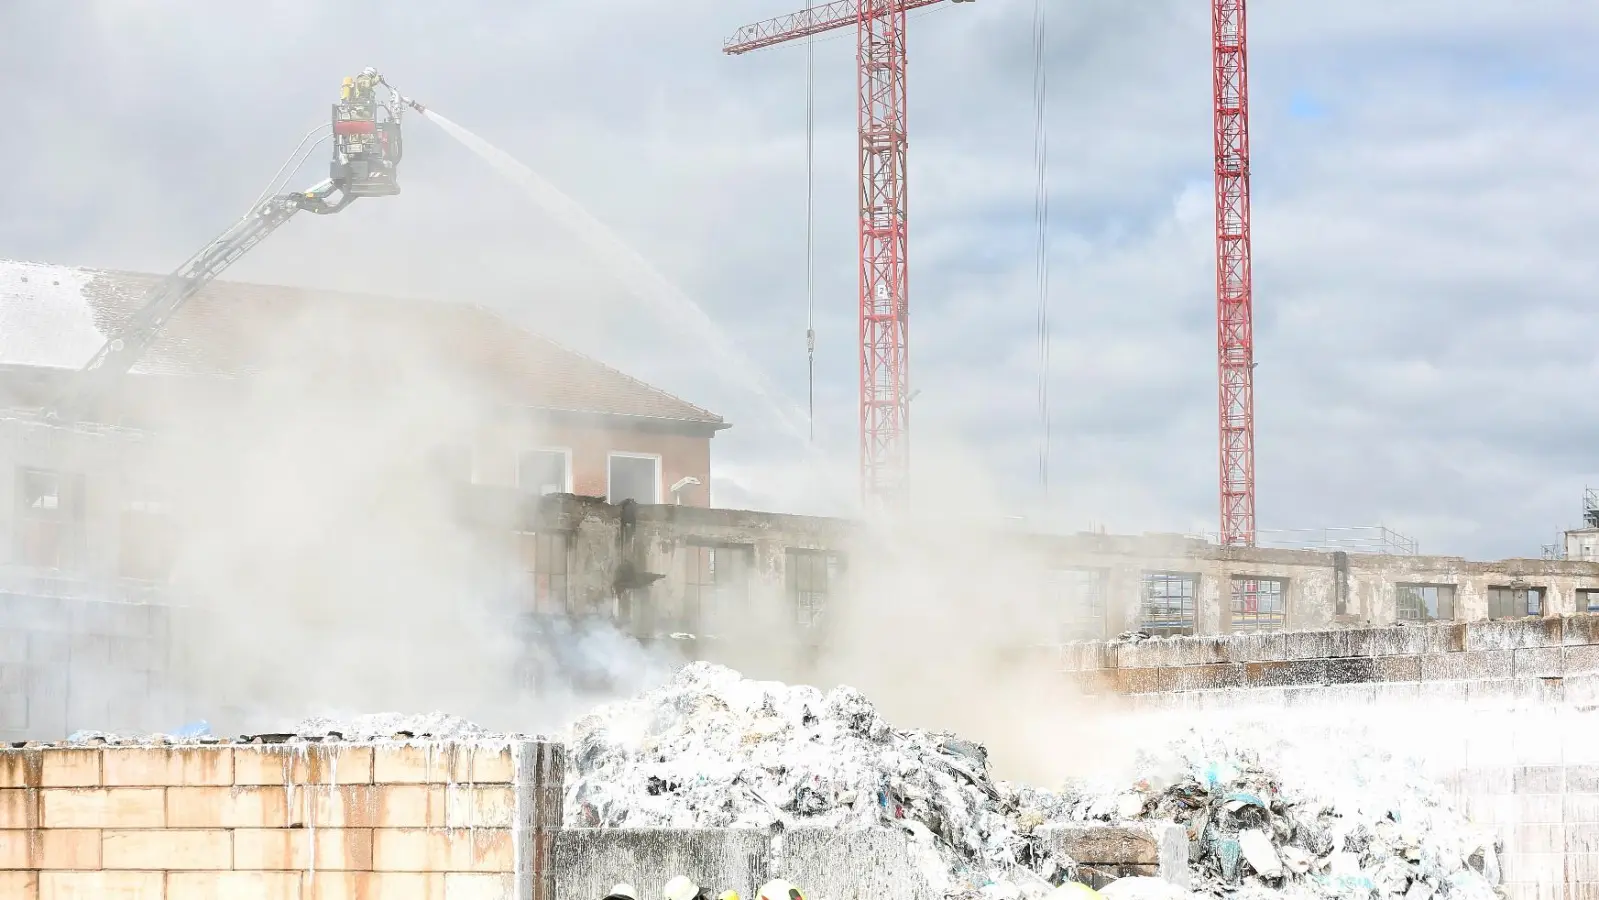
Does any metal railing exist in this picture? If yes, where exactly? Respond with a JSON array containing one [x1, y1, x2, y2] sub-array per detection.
[[1191, 525, 1419, 556]]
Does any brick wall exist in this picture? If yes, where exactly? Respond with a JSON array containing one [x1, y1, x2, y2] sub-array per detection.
[[472, 420, 714, 508], [0, 738, 564, 900]]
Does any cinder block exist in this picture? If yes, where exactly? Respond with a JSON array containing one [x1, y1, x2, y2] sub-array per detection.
[[234, 828, 374, 871], [166, 785, 293, 829], [372, 828, 513, 873], [1568, 646, 1599, 675], [36, 829, 101, 869], [1515, 647, 1563, 678], [445, 873, 514, 900], [0, 788, 37, 828], [1158, 663, 1242, 692], [40, 750, 100, 787], [1568, 794, 1599, 823], [362, 785, 513, 830], [1372, 656, 1421, 682], [165, 871, 302, 900], [41, 788, 164, 829], [1508, 823, 1564, 854], [448, 787, 514, 829], [0, 830, 26, 868], [1511, 794, 1565, 825], [449, 746, 514, 784], [103, 747, 233, 787], [235, 746, 374, 786], [0, 751, 40, 789], [1564, 852, 1599, 881], [373, 745, 480, 784], [1572, 766, 1599, 793], [1516, 766, 1567, 793], [1565, 615, 1599, 646], [0, 871, 35, 900], [1572, 826, 1599, 853], [38, 870, 164, 900], [305, 872, 445, 900], [103, 828, 233, 869], [296, 785, 378, 829]]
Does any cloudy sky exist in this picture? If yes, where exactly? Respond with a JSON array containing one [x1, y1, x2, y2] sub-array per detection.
[[3, 0, 1598, 559]]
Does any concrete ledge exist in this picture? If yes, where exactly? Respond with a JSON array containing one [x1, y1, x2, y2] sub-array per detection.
[[1035, 823, 1189, 889], [552, 828, 770, 900]]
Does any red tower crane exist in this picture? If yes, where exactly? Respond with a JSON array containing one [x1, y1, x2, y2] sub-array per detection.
[[1213, 0, 1256, 547], [725, 0, 969, 505], [729, 1, 1258, 539]]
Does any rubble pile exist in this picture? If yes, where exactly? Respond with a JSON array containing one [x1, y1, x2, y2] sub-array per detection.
[[566, 665, 1502, 900], [565, 662, 1074, 896], [1056, 723, 1501, 900]]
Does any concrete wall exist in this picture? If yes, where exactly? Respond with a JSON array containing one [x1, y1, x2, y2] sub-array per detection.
[[0, 738, 562, 900], [1057, 620, 1599, 900], [1059, 616, 1599, 702]]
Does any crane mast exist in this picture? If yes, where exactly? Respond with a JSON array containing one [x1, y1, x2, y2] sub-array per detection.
[[726, 0, 971, 507], [1213, 0, 1256, 547]]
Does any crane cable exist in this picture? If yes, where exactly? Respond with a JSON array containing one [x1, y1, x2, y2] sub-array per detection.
[[806, 31, 817, 444], [1031, 0, 1052, 495]]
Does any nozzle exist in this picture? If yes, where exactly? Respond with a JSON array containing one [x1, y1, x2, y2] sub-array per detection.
[[402, 96, 427, 114]]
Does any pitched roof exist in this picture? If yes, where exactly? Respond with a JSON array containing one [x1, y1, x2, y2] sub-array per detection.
[[0, 259, 725, 427]]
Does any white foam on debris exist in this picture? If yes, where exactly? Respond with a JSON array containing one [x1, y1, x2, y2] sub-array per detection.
[[0, 260, 108, 370], [565, 662, 1056, 897], [564, 663, 1501, 900], [291, 711, 500, 741]]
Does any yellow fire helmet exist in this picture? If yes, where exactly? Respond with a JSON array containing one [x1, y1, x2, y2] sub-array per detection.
[[1046, 882, 1102, 900], [757, 881, 805, 900], [719, 892, 741, 900], [664, 877, 702, 900]]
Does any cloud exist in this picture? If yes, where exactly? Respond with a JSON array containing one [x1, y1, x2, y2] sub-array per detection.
[[3, 0, 1597, 559]]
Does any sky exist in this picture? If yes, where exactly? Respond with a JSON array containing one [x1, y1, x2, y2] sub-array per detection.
[[3, 0, 1599, 560]]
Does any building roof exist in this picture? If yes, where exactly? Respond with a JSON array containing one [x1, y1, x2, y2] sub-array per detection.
[[0, 259, 725, 428]]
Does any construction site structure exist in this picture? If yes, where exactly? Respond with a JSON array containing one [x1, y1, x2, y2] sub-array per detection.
[[726, 0, 973, 507], [1213, 0, 1256, 547], [45, 68, 420, 424], [729, 2, 1261, 543]]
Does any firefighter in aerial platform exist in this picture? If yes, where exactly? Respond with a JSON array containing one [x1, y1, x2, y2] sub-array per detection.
[[331, 67, 402, 197]]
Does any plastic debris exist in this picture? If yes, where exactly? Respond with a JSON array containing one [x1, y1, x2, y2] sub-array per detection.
[[1059, 721, 1500, 900], [1237, 829, 1282, 879], [561, 664, 1497, 900], [564, 663, 1077, 897]]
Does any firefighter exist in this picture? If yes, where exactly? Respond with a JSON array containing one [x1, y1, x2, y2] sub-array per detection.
[[604, 886, 639, 900], [663, 876, 710, 900], [756, 880, 805, 900]]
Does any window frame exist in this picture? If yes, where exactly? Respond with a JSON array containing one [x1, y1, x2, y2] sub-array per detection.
[[1230, 576, 1288, 632], [1140, 571, 1198, 636], [1044, 567, 1107, 642], [14, 467, 87, 572], [1486, 584, 1544, 621], [607, 451, 662, 504], [786, 548, 843, 629], [516, 446, 574, 496], [1395, 583, 1456, 623], [513, 529, 571, 615], [682, 540, 754, 635]]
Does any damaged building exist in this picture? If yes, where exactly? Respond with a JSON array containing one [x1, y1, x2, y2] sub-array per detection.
[[0, 258, 1598, 738]]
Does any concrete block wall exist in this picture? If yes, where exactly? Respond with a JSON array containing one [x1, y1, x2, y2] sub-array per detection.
[[1058, 619, 1599, 900], [1060, 616, 1599, 702], [0, 738, 564, 900]]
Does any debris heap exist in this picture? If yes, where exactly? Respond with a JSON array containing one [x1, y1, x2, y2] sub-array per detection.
[[566, 665, 1501, 900], [565, 662, 1072, 895], [1054, 723, 1501, 900]]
